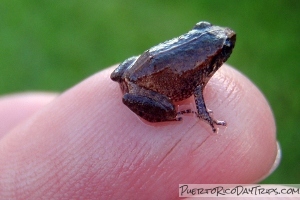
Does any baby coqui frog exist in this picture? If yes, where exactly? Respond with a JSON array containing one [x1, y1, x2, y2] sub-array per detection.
[[111, 21, 236, 132]]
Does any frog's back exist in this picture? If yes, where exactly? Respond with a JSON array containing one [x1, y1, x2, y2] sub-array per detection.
[[128, 24, 226, 80]]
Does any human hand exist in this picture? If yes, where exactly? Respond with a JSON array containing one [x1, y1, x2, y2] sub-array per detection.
[[0, 64, 279, 199]]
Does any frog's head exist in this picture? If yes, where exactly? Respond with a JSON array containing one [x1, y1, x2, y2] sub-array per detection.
[[221, 28, 236, 60], [194, 21, 236, 60], [209, 26, 236, 77], [193, 21, 236, 80]]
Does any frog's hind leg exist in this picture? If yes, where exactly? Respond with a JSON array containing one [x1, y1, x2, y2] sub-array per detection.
[[122, 86, 177, 122], [110, 56, 139, 83], [194, 85, 226, 132]]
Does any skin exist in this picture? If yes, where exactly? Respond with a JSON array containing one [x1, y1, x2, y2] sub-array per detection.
[[0, 65, 278, 199]]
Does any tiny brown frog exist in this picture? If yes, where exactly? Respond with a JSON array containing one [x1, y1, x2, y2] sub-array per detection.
[[111, 21, 236, 132]]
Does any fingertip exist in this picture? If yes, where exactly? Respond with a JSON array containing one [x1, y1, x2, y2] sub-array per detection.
[[100, 65, 278, 183], [92, 65, 278, 183]]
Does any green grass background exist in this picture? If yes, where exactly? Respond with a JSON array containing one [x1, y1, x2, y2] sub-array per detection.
[[0, 1, 299, 183]]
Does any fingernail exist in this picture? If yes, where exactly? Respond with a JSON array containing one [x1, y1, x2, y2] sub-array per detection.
[[256, 141, 281, 182], [268, 141, 282, 175]]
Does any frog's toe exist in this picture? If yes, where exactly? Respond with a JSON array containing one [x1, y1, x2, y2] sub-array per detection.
[[177, 109, 192, 115], [214, 120, 227, 126], [207, 108, 213, 113]]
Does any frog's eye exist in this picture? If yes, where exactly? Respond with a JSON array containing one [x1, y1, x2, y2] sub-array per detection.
[[194, 21, 212, 30], [222, 38, 235, 57]]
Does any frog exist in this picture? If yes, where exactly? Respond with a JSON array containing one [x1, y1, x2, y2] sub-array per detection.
[[110, 21, 236, 132]]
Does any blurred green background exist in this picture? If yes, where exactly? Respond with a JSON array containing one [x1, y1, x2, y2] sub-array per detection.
[[0, 1, 299, 183]]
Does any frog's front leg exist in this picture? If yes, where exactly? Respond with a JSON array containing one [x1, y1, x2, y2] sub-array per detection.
[[122, 84, 178, 122], [194, 85, 226, 132]]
